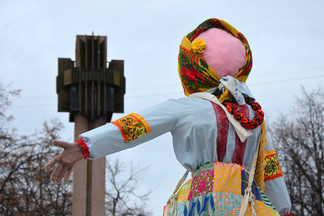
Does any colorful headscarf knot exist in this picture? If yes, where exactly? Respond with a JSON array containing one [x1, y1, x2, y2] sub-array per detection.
[[192, 38, 207, 53], [178, 18, 253, 103]]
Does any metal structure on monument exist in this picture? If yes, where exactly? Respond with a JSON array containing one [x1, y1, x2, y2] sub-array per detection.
[[56, 34, 125, 216]]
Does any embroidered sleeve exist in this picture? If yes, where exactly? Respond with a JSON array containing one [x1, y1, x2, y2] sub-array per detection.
[[111, 113, 151, 143], [264, 149, 284, 181], [78, 99, 179, 159]]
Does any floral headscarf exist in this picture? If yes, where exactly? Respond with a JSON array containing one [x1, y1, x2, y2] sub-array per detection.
[[178, 18, 253, 101]]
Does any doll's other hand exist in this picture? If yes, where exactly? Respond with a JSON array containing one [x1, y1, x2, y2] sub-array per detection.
[[45, 140, 84, 183]]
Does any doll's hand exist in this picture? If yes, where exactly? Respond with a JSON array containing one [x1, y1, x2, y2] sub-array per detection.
[[45, 140, 84, 183]]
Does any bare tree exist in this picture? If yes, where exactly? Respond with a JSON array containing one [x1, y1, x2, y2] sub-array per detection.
[[271, 87, 324, 216], [0, 83, 72, 215], [106, 159, 152, 216], [0, 120, 73, 215], [0, 82, 152, 215]]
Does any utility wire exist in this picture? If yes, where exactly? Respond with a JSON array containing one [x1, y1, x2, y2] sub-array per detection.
[[15, 66, 324, 100], [7, 73, 324, 109]]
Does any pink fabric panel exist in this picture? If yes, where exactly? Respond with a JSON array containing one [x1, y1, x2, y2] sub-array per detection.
[[211, 102, 229, 162], [195, 28, 246, 78]]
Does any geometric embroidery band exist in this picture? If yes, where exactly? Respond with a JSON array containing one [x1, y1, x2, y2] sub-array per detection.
[[111, 113, 151, 143]]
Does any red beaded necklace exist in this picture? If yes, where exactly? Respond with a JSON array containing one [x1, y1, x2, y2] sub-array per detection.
[[223, 98, 264, 129]]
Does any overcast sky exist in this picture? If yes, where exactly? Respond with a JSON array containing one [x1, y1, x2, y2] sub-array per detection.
[[1, 0, 324, 215]]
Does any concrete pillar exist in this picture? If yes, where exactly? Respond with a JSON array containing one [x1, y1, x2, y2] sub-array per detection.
[[91, 117, 106, 216], [72, 114, 106, 216]]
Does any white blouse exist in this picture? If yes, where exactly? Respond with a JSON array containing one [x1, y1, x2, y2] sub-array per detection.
[[80, 96, 291, 215]]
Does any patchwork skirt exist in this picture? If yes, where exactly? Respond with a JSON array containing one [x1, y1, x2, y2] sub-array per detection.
[[163, 162, 279, 216]]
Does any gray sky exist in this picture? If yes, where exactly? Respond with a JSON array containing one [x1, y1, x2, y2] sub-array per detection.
[[1, 0, 324, 215]]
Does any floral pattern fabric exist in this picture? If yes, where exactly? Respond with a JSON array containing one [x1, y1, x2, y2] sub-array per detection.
[[111, 113, 151, 143], [163, 162, 279, 216], [178, 18, 253, 97], [264, 150, 283, 181]]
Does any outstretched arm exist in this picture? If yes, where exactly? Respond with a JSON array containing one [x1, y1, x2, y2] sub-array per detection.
[[45, 141, 84, 183], [45, 98, 181, 182]]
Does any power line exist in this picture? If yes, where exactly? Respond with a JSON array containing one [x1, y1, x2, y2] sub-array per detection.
[[252, 65, 324, 78], [7, 73, 324, 109], [15, 66, 324, 100], [126, 74, 324, 99], [249, 74, 324, 86]]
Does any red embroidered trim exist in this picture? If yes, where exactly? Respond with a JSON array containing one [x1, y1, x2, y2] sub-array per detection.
[[76, 138, 90, 159], [282, 214, 292, 216]]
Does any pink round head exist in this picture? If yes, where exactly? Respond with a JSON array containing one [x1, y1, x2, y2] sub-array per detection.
[[194, 28, 246, 78]]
